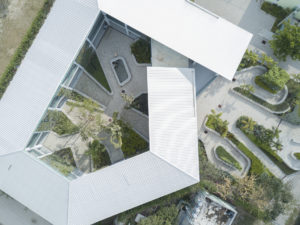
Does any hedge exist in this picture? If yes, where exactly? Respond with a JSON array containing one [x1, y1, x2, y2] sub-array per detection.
[[216, 146, 242, 171], [0, 0, 54, 99], [233, 87, 289, 112]]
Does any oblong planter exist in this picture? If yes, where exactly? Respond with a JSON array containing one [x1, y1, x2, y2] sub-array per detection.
[[110, 56, 132, 86]]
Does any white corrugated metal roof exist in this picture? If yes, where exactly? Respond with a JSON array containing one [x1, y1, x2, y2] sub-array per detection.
[[0, 152, 69, 225], [0, 0, 99, 155], [98, 0, 252, 80]]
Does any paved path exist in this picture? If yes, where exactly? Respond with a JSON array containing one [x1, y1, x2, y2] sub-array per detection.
[[96, 28, 148, 117], [196, 73, 300, 178], [200, 124, 250, 178]]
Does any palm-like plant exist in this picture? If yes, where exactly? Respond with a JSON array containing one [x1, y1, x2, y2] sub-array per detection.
[[241, 117, 256, 133], [240, 84, 255, 94]]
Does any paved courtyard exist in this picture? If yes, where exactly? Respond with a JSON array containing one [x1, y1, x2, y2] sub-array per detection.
[[197, 71, 300, 178]]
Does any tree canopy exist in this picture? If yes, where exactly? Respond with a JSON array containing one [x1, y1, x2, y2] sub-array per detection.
[[260, 65, 290, 92], [270, 21, 300, 61]]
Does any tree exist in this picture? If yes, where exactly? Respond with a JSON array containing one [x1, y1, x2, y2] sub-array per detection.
[[270, 21, 300, 61], [260, 65, 290, 92], [292, 73, 300, 82], [216, 177, 233, 200], [121, 93, 134, 109], [209, 110, 229, 137], [260, 53, 277, 69], [240, 116, 256, 133], [238, 50, 259, 70]]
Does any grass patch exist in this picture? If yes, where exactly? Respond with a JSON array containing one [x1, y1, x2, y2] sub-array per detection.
[[216, 146, 242, 171], [294, 153, 300, 160], [86, 140, 110, 171], [0, 0, 54, 100], [233, 87, 289, 112], [76, 42, 111, 92], [261, 2, 292, 32], [130, 39, 151, 64], [118, 121, 149, 158], [255, 76, 278, 94], [42, 148, 76, 176], [38, 111, 79, 136]]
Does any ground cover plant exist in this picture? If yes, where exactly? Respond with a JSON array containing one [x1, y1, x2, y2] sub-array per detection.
[[42, 148, 76, 176], [76, 41, 111, 92], [0, 0, 54, 100], [118, 120, 148, 158], [86, 140, 110, 171], [255, 65, 290, 93], [116, 140, 293, 224], [236, 116, 295, 175], [233, 86, 290, 112], [130, 38, 151, 64], [131, 93, 148, 115], [38, 110, 79, 136], [216, 146, 242, 171], [260, 2, 292, 32], [205, 111, 269, 176], [294, 153, 300, 160]]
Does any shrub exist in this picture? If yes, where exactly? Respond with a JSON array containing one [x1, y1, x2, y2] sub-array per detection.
[[216, 146, 242, 170], [237, 116, 295, 175], [118, 121, 148, 158], [294, 153, 300, 160], [206, 110, 229, 137], [258, 65, 290, 93], [238, 50, 259, 71], [261, 2, 292, 32], [86, 140, 110, 171], [130, 39, 151, 64], [38, 110, 79, 136], [0, 0, 54, 100], [138, 205, 178, 225]]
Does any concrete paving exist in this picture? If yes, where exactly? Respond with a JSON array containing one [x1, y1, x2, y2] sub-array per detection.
[[196, 74, 300, 178], [74, 71, 112, 107], [0, 192, 51, 225], [96, 28, 148, 117]]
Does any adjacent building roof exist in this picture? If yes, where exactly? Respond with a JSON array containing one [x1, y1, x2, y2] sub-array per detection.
[[0, 67, 199, 225], [0, 0, 99, 156], [98, 0, 252, 80]]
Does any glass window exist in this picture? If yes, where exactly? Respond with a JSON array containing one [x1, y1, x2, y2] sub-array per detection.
[[88, 13, 105, 41], [27, 133, 40, 148], [106, 14, 125, 27]]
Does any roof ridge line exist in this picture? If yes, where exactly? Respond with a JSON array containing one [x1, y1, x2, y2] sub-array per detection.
[[149, 151, 199, 182]]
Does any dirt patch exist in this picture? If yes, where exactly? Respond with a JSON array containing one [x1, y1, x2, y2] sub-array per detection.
[[0, 0, 44, 75]]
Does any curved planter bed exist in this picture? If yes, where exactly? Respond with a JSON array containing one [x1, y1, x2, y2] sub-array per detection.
[[110, 56, 131, 86], [213, 145, 241, 171]]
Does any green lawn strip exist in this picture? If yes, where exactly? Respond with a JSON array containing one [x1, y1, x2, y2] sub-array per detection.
[[254, 76, 278, 94], [205, 117, 270, 176], [216, 146, 242, 171], [42, 148, 76, 176], [118, 120, 149, 158], [38, 111, 79, 136], [260, 2, 292, 32], [233, 87, 289, 112], [130, 39, 151, 64], [86, 52, 111, 93], [294, 153, 300, 160], [0, 0, 54, 100], [238, 127, 295, 175]]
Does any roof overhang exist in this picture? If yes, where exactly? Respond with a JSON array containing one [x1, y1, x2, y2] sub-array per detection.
[[98, 0, 253, 80]]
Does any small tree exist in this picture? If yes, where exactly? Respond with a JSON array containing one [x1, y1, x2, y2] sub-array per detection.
[[260, 53, 277, 69], [238, 50, 259, 70], [270, 21, 300, 61], [240, 116, 256, 133], [260, 65, 290, 92], [208, 110, 229, 137]]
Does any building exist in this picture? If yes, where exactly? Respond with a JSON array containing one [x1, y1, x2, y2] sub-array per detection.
[[0, 0, 252, 224]]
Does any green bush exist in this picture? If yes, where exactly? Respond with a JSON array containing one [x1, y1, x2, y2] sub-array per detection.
[[294, 153, 300, 160], [261, 2, 292, 32], [258, 65, 290, 93], [38, 111, 79, 136], [226, 132, 269, 176], [233, 87, 290, 112], [118, 121, 149, 158], [206, 110, 229, 137], [138, 205, 178, 225], [130, 39, 151, 64], [238, 50, 260, 71], [0, 0, 54, 100], [236, 116, 295, 175], [86, 140, 110, 171], [76, 41, 111, 92], [216, 146, 242, 170]]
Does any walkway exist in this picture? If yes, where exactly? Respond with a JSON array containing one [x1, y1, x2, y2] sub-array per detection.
[[96, 28, 148, 117], [196, 74, 300, 178]]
